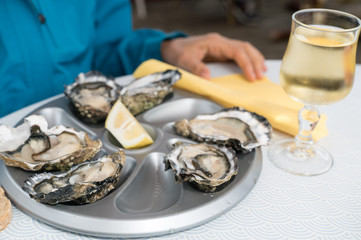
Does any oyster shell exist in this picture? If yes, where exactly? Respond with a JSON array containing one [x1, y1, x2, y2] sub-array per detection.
[[0, 115, 102, 171], [23, 150, 125, 205], [164, 142, 238, 193], [174, 107, 272, 152], [120, 69, 181, 115], [64, 71, 118, 124]]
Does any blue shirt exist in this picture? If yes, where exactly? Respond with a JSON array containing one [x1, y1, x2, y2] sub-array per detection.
[[0, 0, 184, 117]]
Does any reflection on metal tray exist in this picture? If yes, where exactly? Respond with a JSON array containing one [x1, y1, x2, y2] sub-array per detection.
[[0, 88, 262, 238]]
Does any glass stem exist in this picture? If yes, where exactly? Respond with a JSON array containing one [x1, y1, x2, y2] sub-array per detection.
[[292, 105, 320, 157]]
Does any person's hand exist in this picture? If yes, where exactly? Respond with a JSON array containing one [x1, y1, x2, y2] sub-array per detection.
[[161, 33, 267, 81]]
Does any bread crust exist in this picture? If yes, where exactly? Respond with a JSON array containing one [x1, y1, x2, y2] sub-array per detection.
[[0, 187, 12, 231]]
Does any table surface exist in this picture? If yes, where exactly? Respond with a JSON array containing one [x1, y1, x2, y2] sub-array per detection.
[[1, 60, 361, 240]]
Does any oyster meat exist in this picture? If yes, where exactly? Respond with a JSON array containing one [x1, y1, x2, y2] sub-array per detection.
[[164, 142, 238, 193], [0, 115, 102, 171], [23, 150, 125, 205], [120, 69, 181, 115], [174, 107, 272, 152], [64, 71, 118, 124]]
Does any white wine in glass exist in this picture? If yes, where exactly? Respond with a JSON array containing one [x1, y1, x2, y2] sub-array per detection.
[[269, 9, 361, 176]]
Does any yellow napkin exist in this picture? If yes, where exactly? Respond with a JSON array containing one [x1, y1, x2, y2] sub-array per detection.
[[133, 59, 328, 140]]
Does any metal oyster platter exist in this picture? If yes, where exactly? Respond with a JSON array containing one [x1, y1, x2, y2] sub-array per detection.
[[0, 87, 262, 238]]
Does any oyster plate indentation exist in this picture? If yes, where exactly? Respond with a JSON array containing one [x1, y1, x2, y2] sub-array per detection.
[[0, 88, 262, 238]]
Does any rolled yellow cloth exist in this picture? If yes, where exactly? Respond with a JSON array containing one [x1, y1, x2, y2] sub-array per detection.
[[133, 59, 328, 140]]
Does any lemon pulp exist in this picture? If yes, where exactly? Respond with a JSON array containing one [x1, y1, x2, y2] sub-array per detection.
[[105, 100, 153, 149]]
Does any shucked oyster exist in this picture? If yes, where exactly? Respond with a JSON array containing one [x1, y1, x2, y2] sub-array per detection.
[[174, 107, 272, 152], [120, 69, 181, 115], [23, 150, 125, 205], [164, 142, 238, 193], [0, 115, 102, 171], [64, 71, 118, 124]]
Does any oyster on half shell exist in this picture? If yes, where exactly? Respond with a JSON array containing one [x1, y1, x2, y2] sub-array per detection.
[[120, 69, 181, 115], [0, 115, 102, 171], [164, 142, 238, 193], [64, 71, 118, 124], [23, 150, 126, 205], [174, 107, 272, 152]]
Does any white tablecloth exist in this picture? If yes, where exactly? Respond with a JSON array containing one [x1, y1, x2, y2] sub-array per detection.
[[1, 60, 361, 240]]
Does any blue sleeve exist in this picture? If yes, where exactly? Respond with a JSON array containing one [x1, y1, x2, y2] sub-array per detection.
[[117, 29, 186, 75], [93, 0, 186, 77]]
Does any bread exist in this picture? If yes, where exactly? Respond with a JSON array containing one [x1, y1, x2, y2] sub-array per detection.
[[0, 187, 12, 231]]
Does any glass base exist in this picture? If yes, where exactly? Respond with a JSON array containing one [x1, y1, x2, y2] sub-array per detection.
[[268, 139, 333, 176]]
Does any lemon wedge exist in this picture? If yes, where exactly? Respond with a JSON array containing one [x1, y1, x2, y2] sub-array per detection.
[[105, 100, 153, 149]]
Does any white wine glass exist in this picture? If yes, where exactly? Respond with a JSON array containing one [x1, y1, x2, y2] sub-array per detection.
[[268, 9, 361, 176]]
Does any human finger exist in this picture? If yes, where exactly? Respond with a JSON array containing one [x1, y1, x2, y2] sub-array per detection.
[[182, 57, 211, 79], [200, 35, 266, 81], [231, 43, 258, 81], [232, 41, 267, 80], [174, 44, 212, 79], [241, 41, 267, 79]]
